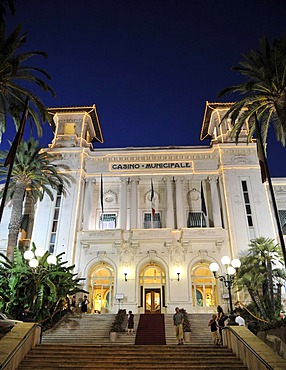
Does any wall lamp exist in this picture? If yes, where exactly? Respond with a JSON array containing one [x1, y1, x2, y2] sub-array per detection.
[[177, 272, 180, 281], [124, 273, 127, 282]]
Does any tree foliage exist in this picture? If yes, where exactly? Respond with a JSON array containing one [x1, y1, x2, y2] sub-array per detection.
[[0, 137, 72, 260], [0, 21, 55, 136], [236, 237, 285, 322], [0, 245, 86, 325], [218, 35, 286, 145]]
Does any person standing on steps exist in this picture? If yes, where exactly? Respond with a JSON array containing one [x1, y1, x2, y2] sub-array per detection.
[[81, 295, 89, 315], [71, 295, 77, 314], [173, 307, 184, 345], [208, 314, 220, 346], [217, 305, 226, 345], [235, 312, 245, 326], [127, 310, 134, 335]]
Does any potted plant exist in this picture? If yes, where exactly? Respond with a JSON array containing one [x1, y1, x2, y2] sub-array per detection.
[[180, 308, 191, 342], [110, 309, 126, 341]]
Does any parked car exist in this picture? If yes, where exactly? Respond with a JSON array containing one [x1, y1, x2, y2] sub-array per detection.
[[0, 313, 21, 329]]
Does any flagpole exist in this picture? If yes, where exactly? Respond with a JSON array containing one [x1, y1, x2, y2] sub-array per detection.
[[255, 114, 286, 266], [100, 174, 104, 230], [151, 179, 155, 229], [201, 180, 207, 228], [0, 97, 29, 223]]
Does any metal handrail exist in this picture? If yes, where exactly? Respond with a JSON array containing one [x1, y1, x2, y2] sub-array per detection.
[[225, 326, 274, 370], [0, 323, 42, 370]]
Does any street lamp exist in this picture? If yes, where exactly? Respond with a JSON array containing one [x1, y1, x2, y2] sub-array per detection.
[[24, 248, 57, 267], [210, 256, 241, 316]]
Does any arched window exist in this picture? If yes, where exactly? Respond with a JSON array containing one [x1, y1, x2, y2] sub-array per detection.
[[191, 264, 217, 310], [139, 264, 166, 285], [90, 263, 114, 314]]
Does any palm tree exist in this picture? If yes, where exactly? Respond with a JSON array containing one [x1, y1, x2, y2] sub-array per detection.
[[0, 23, 55, 137], [248, 237, 283, 307], [0, 0, 15, 23], [218, 36, 286, 145], [0, 137, 71, 260], [236, 254, 269, 320], [236, 237, 284, 321]]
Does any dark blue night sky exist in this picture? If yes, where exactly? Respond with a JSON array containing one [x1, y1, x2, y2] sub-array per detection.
[[4, 0, 286, 176]]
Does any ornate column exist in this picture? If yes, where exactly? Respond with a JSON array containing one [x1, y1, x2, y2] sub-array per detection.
[[130, 177, 139, 229], [210, 176, 222, 227], [83, 178, 95, 230], [119, 177, 128, 230], [165, 177, 175, 228], [175, 177, 186, 229]]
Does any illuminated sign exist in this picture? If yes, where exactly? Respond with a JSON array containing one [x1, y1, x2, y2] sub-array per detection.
[[110, 162, 193, 171]]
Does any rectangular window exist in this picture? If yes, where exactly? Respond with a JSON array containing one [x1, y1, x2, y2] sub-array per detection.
[[144, 213, 161, 229], [187, 212, 206, 228], [241, 180, 253, 228], [49, 188, 62, 253], [54, 208, 59, 220], [99, 213, 117, 230]]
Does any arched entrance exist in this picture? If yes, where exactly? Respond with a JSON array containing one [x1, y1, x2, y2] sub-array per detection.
[[139, 263, 166, 314], [90, 263, 114, 313], [191, 263, 217, 312]]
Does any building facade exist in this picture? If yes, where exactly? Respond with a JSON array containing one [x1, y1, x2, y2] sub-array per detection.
[[1, 102, 285, 314]]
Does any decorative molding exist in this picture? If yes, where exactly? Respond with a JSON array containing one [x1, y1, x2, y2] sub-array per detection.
[[117, 242, 135, 266], [97, 251, 107, 259], [198, 249, 208, 263], [168, 241, 186, 264], [147, 250, 157, 262]]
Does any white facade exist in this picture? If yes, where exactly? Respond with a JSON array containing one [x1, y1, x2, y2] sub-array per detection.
[[1, 102, 285, 314]]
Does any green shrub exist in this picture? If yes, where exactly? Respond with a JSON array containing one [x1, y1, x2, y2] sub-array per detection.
[[110, 309, 126, 332]]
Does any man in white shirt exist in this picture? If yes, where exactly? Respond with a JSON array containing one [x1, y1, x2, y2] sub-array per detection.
[[235, 314, 245, 326]]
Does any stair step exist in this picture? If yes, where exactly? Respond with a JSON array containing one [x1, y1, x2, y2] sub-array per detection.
[[16, 315, 248, 369]]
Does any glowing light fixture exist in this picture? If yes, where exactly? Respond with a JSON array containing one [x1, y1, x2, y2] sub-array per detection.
[[47, 255, 57, 265], [29, 259, 39, 268], [221, 256, 231, 266], [24, 250, 34, 260], [35, 248, 45, 257]]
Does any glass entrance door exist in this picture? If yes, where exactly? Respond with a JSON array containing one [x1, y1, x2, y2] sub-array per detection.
[[145, 289, 161, 314]]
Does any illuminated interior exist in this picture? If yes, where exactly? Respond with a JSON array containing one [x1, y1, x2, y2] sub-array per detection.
[[90, 263, 114, 313], [191, 264, 217, 309]]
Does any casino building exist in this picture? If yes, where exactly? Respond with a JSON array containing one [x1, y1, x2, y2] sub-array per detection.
[[1, 102, 285, 314]]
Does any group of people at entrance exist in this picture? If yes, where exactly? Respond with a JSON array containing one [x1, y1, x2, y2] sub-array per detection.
[[208, 305, 245, 346]]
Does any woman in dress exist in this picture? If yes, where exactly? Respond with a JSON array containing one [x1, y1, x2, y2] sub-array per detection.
[[127, 310, 134, 335], [81, 295, 89, 314]]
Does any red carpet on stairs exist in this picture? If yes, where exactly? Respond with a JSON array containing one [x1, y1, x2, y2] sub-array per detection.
[[135, 314, 166, 345]]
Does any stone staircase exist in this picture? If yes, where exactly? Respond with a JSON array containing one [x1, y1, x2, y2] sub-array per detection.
[[42, 313, 140, 345], [165, 313, 212, 345], [16, 313, 248, 369], [17, 344, 248, 369]]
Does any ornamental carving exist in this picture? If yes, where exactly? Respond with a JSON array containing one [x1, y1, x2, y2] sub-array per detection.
[[97, 251, 107, 259], [169, 241, 185, 264], [147, 250, 157, 262], [118, 243, 135, 266], [104, 190, 118, 204]]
